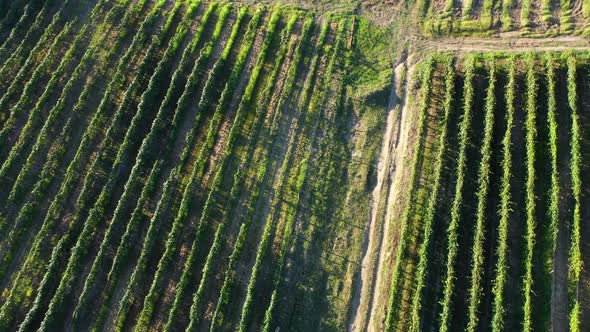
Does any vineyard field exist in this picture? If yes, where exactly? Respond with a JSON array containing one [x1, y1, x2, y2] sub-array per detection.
[[2, 0, 590, 331]]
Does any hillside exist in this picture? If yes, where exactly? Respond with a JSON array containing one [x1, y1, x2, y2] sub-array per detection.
[[0, 0, 589, 331]]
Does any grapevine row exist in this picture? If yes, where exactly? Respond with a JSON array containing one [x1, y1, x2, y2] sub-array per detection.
[[0, 23, 106, 280], [0, 1, 38, 74], [490, 56, 516, 332], [105, 4, 231, 329], [0, 0, 166, 326], [0, 14, 92, 163], [0, 0, 49, 92], [261, 18, 346, 331], [71, 0, 208, 325], [237, 17, 315, 332], [133, 8, 263, 330], [0, 20, 73, 209], [176, 6, 246, 170], [438, 56, 476, 332], [545, 52, 560, 332], [522, 53, 537, 332], [466, 57, 497, 332], [0, 3, 70, 125], [113, 5, 247, 330], [7, 0, 152, 206], [0, 0, 108, 282], [11, 2, 178, 329], [33, 4, 194, 330], [208, 16, 319, 332], [168, 9, 284, 331], [408, 56, 455, 332], [567, 54, 582, 332]]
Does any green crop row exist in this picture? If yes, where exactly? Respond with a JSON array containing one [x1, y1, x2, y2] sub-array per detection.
[[0, 0, 26, 33], [14, 3, 183, 330], [8, 0, 154, 206], [208, 16, 317, 332], [132, 7, 260, 331], [0, 0, 112, 325], [0, 21, 72, 266], [0, 1, 44, 83], [490, 56, 516, 332], [409, 56, 455, 332], [174, 10, 283, 332], [522, 53, 537, 332], [0, 19, 91, 172], [236, 17, 315, 332], [0, 0, 62, 102], [178, 5, 248, 170], [0, 0, 164, 326], [261, 17, 346, 332], [112, 5, 234, 331], [567, 54, 582, 332], [439, 55, 476, 332], [32, 2, 187, 330], [466, 57, 496, 332], [71, 0, 205, 326]]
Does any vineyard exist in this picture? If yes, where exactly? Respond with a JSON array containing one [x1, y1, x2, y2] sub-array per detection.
[[419, 0, 590, 35], [371, 53, 590, 332], [2, 0, 590, 331], [0, 0, 377, 330]]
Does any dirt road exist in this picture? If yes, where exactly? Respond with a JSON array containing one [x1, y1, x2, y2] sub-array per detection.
[[417, 35, 590, 57]]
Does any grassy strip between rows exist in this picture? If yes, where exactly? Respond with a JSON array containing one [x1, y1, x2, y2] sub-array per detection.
[[384, 56, 434, 332]]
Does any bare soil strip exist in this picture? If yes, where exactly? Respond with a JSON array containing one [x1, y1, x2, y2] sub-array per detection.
[[421, 35, 590, 54], [347, 63, 405, 332]]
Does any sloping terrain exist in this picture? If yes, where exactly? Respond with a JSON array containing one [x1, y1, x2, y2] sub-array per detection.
[[0, 1, 377, 330], [361, 53, 590, 332], [2, 1, 590, 332]]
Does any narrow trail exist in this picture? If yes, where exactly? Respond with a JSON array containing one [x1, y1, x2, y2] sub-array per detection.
[[348, 62, 407, 332]]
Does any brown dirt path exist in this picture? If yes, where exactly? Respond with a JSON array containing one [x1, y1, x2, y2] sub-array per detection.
[[347, 62, 406, 332], [418, 35, 590, 56]]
